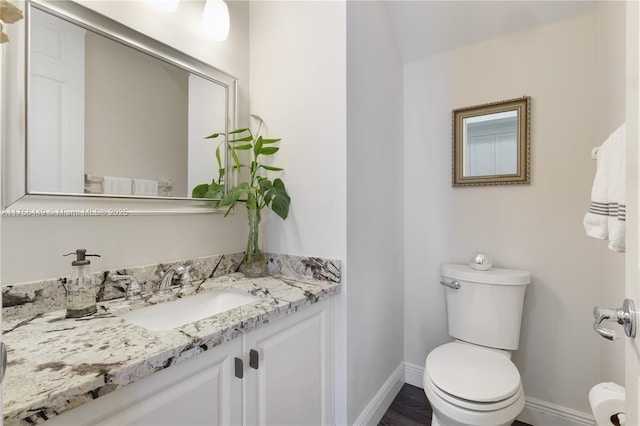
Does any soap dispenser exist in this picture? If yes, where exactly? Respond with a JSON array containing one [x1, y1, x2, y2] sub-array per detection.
[[63, 249, 101, 318]]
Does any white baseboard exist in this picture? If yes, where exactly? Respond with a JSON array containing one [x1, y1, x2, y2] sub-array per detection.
[[404, 361, 424, 388], [518, 397, 595, 426], [402, 362, 595, 426], [353, 362, 405, 425]]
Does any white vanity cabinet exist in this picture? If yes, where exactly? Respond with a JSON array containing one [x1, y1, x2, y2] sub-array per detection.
[[44, 338, 243, 426], [42, 299, 332, 426], [243, 298, 333, 426]]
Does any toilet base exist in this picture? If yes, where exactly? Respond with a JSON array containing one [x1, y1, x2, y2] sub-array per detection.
[[431, 412, 513, 426], [432, 413, 443, 426]]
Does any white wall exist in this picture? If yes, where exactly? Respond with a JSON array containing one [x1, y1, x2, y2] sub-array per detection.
[[346, 2, 404, 424], [404, 9, 624, 415], [248, 5, 404, 424], [1, 0, 251, 283], [248, 1, 346, 261], [247, 1, 347, 421]]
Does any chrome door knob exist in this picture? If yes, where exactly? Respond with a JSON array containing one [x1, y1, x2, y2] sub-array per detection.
[[593, 299, 636, 341]]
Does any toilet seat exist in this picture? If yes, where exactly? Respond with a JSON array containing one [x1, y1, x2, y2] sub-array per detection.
[[425, 342, 522, 408], [423, 370, 525, 426], [424, 371, 523, 412]]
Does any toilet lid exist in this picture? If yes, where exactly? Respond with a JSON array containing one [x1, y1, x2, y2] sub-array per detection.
[[426, 342, 521, 403]]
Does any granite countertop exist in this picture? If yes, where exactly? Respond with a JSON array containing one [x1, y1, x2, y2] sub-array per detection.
[[2, 272, 340, 425]]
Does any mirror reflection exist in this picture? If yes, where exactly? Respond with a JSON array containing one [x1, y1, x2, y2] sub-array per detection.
[[452, 97, 530, 186], [28, 6, 228, 199], [463, 110, 518, 177]]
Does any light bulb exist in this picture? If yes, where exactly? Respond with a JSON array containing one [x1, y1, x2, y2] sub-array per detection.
[[202, 0, 230, 41]]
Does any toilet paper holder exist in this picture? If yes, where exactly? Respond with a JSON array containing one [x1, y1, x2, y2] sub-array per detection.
[[610, 412, 625, 426], [593, 299, 636, 341], [589, 382, 626, 426]]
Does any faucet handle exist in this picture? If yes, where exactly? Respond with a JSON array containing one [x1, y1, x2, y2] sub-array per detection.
[[180, 262, 201, 290], [186, 262, 201, 271], [112, 275, 143, 301]]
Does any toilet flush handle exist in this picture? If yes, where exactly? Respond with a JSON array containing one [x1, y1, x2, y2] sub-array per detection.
[[593, 299, 636, 341], [440, 280, 461, 290]]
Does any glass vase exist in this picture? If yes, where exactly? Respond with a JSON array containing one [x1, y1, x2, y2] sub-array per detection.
[[241, 204, 268, 277]]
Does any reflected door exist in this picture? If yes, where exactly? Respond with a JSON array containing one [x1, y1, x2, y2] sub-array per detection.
[[28, 8, 85, 194]]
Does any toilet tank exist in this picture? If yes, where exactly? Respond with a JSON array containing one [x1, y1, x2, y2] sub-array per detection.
[[441, 263, 531, 351]]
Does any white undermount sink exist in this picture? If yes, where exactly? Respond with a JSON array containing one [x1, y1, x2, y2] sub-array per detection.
[[117, 289, 261, 332]]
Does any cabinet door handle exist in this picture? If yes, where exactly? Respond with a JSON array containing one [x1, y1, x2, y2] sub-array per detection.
[[234, 357, 243, 379], [249, 349, 259, 370]]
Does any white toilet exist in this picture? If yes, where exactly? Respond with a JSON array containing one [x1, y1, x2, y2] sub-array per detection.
[[423, 263, 531, 426]]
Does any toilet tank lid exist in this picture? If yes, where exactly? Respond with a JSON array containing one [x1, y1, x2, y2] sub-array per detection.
[[441, 264, 531, 285]]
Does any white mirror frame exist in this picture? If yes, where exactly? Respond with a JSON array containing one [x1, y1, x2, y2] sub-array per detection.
[[452, 96, 531, 187], [1, 0, 238, 215]]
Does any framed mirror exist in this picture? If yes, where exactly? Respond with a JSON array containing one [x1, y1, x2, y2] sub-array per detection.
[[452, 96, 530, 187], [2, 0, 237, 214]]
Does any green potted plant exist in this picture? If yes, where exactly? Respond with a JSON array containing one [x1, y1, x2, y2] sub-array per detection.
[[193, 114, 291, 277]]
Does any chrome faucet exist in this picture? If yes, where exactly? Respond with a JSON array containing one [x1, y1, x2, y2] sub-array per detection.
[[156, 264, 187, 295]]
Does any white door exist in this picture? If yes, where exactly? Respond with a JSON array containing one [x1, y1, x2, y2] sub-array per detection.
[[243, 300, 332, 426], [29, 7, 85, 194], [626, 1, 640, 424]]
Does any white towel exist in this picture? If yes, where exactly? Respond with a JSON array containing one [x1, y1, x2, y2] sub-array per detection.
[[133, 179, 159, 196], [103, 176, 132, 195], [583, 123, 625, 252]]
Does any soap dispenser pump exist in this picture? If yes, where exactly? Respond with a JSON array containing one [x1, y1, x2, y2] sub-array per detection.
[[63, 249, 101, 318]]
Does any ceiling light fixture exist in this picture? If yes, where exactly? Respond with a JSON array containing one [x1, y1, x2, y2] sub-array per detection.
[[202, 0, 230, 41]]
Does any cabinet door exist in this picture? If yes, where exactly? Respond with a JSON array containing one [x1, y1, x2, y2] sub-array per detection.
[[243, 299, 332, 426], [44, 339, 242, 426]]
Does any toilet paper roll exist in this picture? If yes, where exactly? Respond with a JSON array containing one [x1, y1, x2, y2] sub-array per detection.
[[589, 382, 625, 426]]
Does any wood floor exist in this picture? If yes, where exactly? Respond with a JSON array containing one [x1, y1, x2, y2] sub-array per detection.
[[379, 384, 531, 426]]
